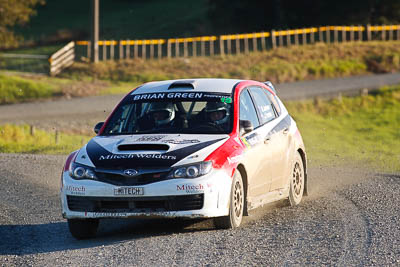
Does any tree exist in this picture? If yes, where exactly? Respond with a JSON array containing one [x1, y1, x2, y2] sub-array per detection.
[[0, 0, 44, 48]]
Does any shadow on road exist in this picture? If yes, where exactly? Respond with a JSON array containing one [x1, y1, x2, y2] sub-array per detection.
[[0, 217, 215, 256]]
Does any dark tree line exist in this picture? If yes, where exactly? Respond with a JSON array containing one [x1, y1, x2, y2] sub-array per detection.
[[208, 0, 400, 34]]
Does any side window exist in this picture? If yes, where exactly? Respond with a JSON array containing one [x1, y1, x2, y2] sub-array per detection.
[[239, 90, 260, 129], [265, 90, 281, 116], [249, 87, 276, 124]]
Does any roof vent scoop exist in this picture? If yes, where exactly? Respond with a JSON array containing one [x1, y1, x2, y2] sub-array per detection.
[[168, 80, 196, 90]]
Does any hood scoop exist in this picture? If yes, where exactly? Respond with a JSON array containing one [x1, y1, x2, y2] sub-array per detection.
[[118, 144, 170, 151]]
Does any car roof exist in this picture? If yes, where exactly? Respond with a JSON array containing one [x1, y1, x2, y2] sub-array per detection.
[[132, 78, 244, 95]]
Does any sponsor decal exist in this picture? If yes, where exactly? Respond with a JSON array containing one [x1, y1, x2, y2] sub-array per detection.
[[123, 169, 138, 176], [65, 185, 86, 196], [135, 135, 167, 142], [114, 187, 144, 196], [220, 97, 232, 103], [245, 132, 261, 146], [132, 92, 204, 100], [162, 139, 200, 144], [177, 184, 204, 193], [99, 153, 176, 160], [227, 155, 242, 164]]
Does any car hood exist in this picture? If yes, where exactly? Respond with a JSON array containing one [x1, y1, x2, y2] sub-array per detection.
[[78, 134, 229, 169]]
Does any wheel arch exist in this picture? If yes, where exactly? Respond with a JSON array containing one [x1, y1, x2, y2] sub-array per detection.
[[236, 163, 249, 216], [297, 148, 308, 196]]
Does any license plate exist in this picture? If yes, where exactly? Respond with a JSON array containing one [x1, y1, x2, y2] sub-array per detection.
[[114, 187, 144, 196]]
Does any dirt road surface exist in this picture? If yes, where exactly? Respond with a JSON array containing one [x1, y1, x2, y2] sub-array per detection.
[[0, 154, 399, 266]]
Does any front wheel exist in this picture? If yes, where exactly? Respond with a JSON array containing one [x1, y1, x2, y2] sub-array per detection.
[[214, 170, 244, 229], [288, 152, 305, 206], [68, 218, 99, 240]]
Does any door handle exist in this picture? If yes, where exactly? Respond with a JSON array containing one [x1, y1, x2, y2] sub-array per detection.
[[264, 136, 271, 144], [283, 128, 289, 134]]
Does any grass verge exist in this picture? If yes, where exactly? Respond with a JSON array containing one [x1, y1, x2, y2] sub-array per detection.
[[0, 124, 92, 154], [286, 85, 400, 172]]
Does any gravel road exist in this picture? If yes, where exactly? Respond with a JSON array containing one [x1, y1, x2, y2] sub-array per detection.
[[0, 154, 399, 266]]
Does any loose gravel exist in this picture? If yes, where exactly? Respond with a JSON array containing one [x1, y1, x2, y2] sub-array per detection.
[[0, 154, 399, 266]]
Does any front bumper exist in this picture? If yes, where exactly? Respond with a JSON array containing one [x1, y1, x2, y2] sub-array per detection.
[[61, 170, 232, 219]]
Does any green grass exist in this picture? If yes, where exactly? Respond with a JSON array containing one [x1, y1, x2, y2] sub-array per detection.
[[0, 124, 92, 154], [0, 74, 57, 104], [286, 85, 400, 172]]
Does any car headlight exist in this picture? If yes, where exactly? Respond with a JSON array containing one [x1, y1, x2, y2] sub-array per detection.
[[167, 161, 213, 179], [69, 162, 97, 180]]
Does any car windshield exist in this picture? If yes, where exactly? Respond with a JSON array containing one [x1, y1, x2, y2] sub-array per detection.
[[102, 91, 233, 135]]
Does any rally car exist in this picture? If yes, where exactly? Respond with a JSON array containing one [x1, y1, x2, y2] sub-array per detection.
[[61, 78, 308, 239]]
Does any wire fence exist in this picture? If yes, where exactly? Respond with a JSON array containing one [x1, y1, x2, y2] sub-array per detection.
[[75, 24, 400, 61]]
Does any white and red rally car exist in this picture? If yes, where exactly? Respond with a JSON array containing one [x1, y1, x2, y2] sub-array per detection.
[[61, 78, 308, 239]]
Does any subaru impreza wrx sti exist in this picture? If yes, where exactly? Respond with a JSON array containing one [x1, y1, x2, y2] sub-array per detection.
[[60, 78, 308, 239]]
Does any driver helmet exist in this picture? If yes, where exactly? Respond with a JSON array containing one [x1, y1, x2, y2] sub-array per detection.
[[148, 102, 175, 126], [205, 102, 229, 125]]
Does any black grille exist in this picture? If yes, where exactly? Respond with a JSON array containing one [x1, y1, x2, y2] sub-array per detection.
[[95, 171, 170, 186], [67, 194, 204, 212]]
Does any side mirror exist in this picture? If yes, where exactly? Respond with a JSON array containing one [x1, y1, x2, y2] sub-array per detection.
[[94, 122, 104, 134], [239, 120, 253, 136]]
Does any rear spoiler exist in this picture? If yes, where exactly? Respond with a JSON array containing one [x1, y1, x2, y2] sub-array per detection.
[[263, 81, 276, 94]]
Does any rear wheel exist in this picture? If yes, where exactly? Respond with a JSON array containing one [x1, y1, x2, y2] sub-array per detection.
[[288, 152, 305, 206], [68, 218, 99, 239], [214, 170, 244, 229]]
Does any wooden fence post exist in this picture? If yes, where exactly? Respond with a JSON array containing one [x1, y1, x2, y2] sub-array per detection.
[[167, 40, 171, 58], [319, 27, 323, 42], [389, 25, 393, 41], [327, 27, 331, 43], [126, 40, 130, 59], [183, 40, 188, 57], [294, 30, 299, 45], [359, 25, 363, 42], [30, 125, 35, 136], [342, 28, 346, 43], [271, 30, 276, 48], [350, 26, 354, 42], [219, 38, 224, 56], [134, 42, 138, 58], [158, 42, 162, 58], [302, 30, 307, 45], [287, 33, 291, 47], [261, 33, 266, 50], [193, 40, 197, 57], [142, 42, 146, 59], [382, 24, 386, 41], [252, 34, 257, 51], [119, 41, 123, 59], [227, 38, 231, 54], [235, 35, 240, 54], [334, 28, 338, 43], [110, 41, 114, 60], [201, 39, 205, 56], [244, 37, 249, 53], [150, 43, 154, 59], [311, 29, 315, 43], [367, 24, 371, 41], [210, 39, 214, 56], [175, 40, 179, 57], [278, 33, 283, 47], [55, 130, 59, 144]]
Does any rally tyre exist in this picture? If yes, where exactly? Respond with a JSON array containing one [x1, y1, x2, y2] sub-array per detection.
[[214, 170, 244, 229], [288, 152, 305, 206], [68, 219, 99, 240]]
